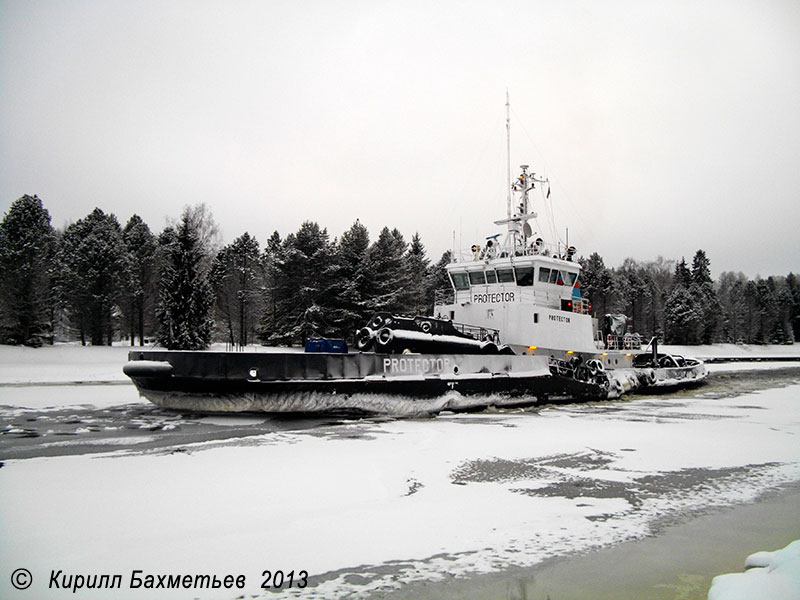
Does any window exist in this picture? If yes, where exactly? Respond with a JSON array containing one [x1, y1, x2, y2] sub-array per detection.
[[515, 266, 534, 286], [468, 271, 486, 285], [549, 269, 559, 284], [486, 270, 498, 284], [538, 267, 551, 283], [451, 272, 470, 290], [565, 272, 577, 286], [496, 269, 515, 283]]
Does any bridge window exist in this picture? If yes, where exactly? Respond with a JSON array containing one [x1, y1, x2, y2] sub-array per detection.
[[565, 271, 578, 286], [538, 267, 551, 283], [468, 271, 486, 285], [549, 269, 559, 284], [486, 270, 498, 284], [496, 269, 515, 283], [450, 272, 470, 290], [515, 266, 534, 287]]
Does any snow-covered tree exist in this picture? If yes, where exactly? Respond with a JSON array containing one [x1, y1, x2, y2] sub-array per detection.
[[691, 249, 712, 285], [0, 195, 57, 345], [155, 214, 213, 350], [688, 250, 719, 343], [258, 231, 282, 343], [717, 271, 748, 343], [787, 272, 800, 341], [210, 232, 264, 347], [664, 285, 702, 344], [425, 250, 453, 314], [120, 214, 157, 346], [328, 220, 371, 339], [578, 252, 612, 318], [614, 258, 651, 336], [674, 257, 692, 288], [267, 221, 336, 344], [363, 227, 410, 315], [57, 208, 125, 345], [405, 232, 430, 315]]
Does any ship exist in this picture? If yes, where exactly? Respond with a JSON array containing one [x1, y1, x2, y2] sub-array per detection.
[[124, 103, 707, 416]]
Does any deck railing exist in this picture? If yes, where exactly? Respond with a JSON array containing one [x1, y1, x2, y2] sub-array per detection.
[[605, 333, 642, 350], [451, 239, 576, 264]]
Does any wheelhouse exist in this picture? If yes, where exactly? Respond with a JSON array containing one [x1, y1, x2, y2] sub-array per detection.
[[445, 254, 590, 315]]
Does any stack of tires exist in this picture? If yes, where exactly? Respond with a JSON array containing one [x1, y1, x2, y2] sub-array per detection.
[[356, 313, 513, 355]]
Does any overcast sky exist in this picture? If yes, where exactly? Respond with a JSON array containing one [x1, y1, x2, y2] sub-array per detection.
[[1, 0, 799, 278]]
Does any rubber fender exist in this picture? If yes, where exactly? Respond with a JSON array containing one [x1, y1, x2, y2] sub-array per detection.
[[356, 327, 375, 351], [123, 361, 173, 378], [376, 327, 394, 347]]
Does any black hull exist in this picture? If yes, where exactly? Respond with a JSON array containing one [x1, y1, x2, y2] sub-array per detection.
[[124, 350, 610, 416]]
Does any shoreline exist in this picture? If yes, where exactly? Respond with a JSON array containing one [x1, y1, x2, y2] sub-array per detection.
[[375, 484, 800, 600]]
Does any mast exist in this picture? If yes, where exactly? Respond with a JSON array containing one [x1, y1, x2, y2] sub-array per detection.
[[506, 90, 511, 220], [494, 94, 548, 250]]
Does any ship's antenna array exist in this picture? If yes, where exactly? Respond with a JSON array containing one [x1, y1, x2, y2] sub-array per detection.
[[496, 94, 549, 253]]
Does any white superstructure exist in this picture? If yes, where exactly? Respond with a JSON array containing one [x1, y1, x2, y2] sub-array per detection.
[[434, 164, 598, 357]]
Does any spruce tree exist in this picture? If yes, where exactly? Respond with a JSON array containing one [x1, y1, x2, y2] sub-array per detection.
[[691, 250, 712, 285], [329, 220, 371, 338], [578, 252, 612, 317], [155, 215, 213, 350], [405, 232, 431, 315], [664, 285, 702, 344], [787, 272, 800, 341], [210, 232, 264, 347], [674, 257, 692, 287], [0, 195, 57, 345], [614, 258, 651, 336], [269, 222, 335, 344], [743, 279, 760, 343], [121, 215, 157, 346], [665, 256, 702, 344], [690, 250, 720, 343], [57, 208, 125, 345], [717, 272, 748, 343], [426, 250, 453, 315], [364, 227, 410, 314], [258, 231, 282, 343]]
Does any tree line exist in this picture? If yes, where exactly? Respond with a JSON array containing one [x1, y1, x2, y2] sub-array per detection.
[[579, 250, 799, 345], [0, 194, 797, 348], [0, 195, 449, 348]]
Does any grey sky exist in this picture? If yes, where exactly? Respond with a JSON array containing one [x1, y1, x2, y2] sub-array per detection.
[[2, 0, 799, 278]]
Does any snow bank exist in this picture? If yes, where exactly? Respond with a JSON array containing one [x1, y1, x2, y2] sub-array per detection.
[[708, 540, 800, 600]]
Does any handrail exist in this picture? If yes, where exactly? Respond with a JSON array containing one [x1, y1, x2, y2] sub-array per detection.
[[451, 239, 577, 264]]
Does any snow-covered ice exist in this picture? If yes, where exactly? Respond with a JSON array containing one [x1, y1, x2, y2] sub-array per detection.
[[1, 343, 799, 599], [0, 344, 132, 384]]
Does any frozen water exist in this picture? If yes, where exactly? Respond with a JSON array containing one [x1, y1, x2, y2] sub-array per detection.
[[0, 343, 799, 599]]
